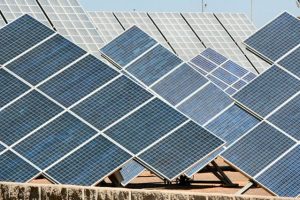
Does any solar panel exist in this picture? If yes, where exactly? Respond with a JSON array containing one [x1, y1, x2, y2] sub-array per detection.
[[222, 122, 296, 177], [152, 64, 208, 106], [256, 145, 300, 197], [190, 55, 218, 73], [205, 104, 260, 145], [278, 46, 300, 78], [120, 160, 145, 186], [244, 12, 300, 62], [0, 69, 30, 108], [100, 26, 157, 67], [13, 113, 98, 169], [0, 151, 40, 182], [7, 34, 87, 85], [138, 121, 224, 180], [211, 68, 239, 85], [233, 66, 300, 117], [201, 48, 227, 65], [39, 55, 119, 107], [45, 135, 132, 186], [0, 144, 6, 153], [0, 15, 55, 65], [105, 98, 187, 154]]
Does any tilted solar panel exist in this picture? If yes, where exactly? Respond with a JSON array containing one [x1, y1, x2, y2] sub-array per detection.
[[0, 144, 6, 153], [120, 160, 145, 186], [278, 46, 300, 79]]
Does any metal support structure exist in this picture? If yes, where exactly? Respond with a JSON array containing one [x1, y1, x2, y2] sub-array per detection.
[[108, 170, 124, 187], [235, 181, 256, 195]]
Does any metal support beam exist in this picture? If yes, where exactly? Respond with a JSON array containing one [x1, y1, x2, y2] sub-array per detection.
[[235, 181, 255, 195], [108, 170, 124, 187]]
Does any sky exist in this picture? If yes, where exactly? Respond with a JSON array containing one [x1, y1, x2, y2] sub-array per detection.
[[79, 0, 299, 28]]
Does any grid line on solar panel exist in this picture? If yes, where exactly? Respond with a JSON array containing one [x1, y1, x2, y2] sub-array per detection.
[[7, 34, 87, 85], [0, 144, 6, 154], [0, 14, 55, 65], [104, 98, 188, 154], [45, 135, 132, 186], [222, 122, 296, 177], [278, 46, 300, 79], [120, 160, 145, 186], [138, 121, 224, 180]]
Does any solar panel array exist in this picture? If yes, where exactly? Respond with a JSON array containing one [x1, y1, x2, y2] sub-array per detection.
[[0, 15, 225, 185]]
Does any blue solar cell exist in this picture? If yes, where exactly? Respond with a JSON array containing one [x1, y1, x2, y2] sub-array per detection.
[[105, 98, 187, 154], [225, 87, 237, 96], [233, 80, 247, 90], [0, 151, 39, 182], [0, 144, 5, 153], [201, 48, 227, 65], [189, 62, 207, 76], [207, 75, 228, 90], [244, 12, 300, 62], [278, 46, 300, 78], [0, 15, 55, 65], [242, 72, 256, 82], [152, 64, 208, 105], [101, 26, 157, 67], [185, 148, 225, 178], [206, 104, 260, 145], [212, 68, 239, 85], [14, 113, 98, 169], [0, 91, 63, 145], [233, 66, 300, 117], [190, 55, 218, 73], [126, 44, 183, 86], [222, 60, 248, 78], [0, 69, 30, 108], [268, 94, 300, 140], [120, 160, 145, 186], [46, 135, 132, 186], [39, 55, 119, 108], [138, 121, 224, 180], [72, 76, 153, 130], [222, 122, 296, 177], [178, 83, 233, 125], [256, 145, 300, 197], [7, 34, 86, 85]]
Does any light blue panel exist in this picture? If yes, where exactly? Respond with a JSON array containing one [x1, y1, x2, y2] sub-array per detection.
[[212, 68, 239, 85], [190, 55, 218, 73], [222, 60, 248, 78], [201, 48, 227, 65], [120, 160, 145, 186]]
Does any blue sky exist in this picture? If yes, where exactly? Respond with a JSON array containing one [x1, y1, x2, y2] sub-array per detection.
[[79, 0, 299, 28]]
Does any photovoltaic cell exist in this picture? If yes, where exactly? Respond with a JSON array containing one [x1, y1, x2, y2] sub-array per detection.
[[278, 46, 300, 78], [256, 145, 300, 197], [225, 87, 237, 96], [178, 83, 233, 125], [0, 15, 55, 65], [7, 34, 86, 85], [101, 26, 157, 67], [244, 12, 300, 62], [39, 55, 119, 107], [14, 113, 98, 169], [205, 104, 260, 145], [201, 48, 227, 65], [242, 72, 256, 82], [268, 94, 300, 141], [207, 75, 228, 90], [233, 66, 300, 117], [152, 64, 208, 105], [46, 135, 132, 186], [190, 55, 218, 73], [120, 160, 145, 186], [105, 98, 187, 154], [0, 151, 39, 182], [126, 44, 183, 86], [212, 68, 239, 85], [138, 121, 224, 180], [0, 144, 5, 153], [232, 80, 247, 90], [0, 91, 63, 145], [72, 76, 153, 130], [0, 69, 30, 108], [222, 122, 296, 177], [222, 60, 248, 78]]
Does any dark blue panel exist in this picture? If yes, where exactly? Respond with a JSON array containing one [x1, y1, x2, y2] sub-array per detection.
[[233, 66, 300, 117], [0, 91, 63, 145], [225, 87, 237, 96], [0, 151, 39, 182], [268, 94, 300, 140], [138, 121, 224, 180], [101, 26, 157, 67], [278, 46, 300, 78], [178, 83, 233, 125], [206, 104, 260, 145], [242, 72, 256, 82], [46, 135, 132, 186], [201, 48, 227, 65], [7, 34, 86, 85], [120, 160, 145, 186], [105, 98, 187, 154], [189, 62, 207, 76], [0, 144, 5, 153], [212, 68, 239, 85], [222, 60, 248, 77], [257, 146, 300, 197], [72, 76, 153, 130], [232, 80, 247, 90], [190, 55, 218, 73], [126, 44, 183, 86], [152, 64, 208, 105], [0, 69, 30, 108], [0, 15, 55, 65], [207, 75, 228, 90], [39, 55, 119, 108], [14, 113, 98, 169], [222, 122, 296, 177], [245, 12, 300, 62]]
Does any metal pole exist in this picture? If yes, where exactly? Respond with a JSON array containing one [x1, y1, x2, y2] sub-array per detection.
[[202, 0, 204, 12]]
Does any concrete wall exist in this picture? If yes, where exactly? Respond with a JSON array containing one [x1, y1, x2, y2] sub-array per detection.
[[0, 182, 296, 200]]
